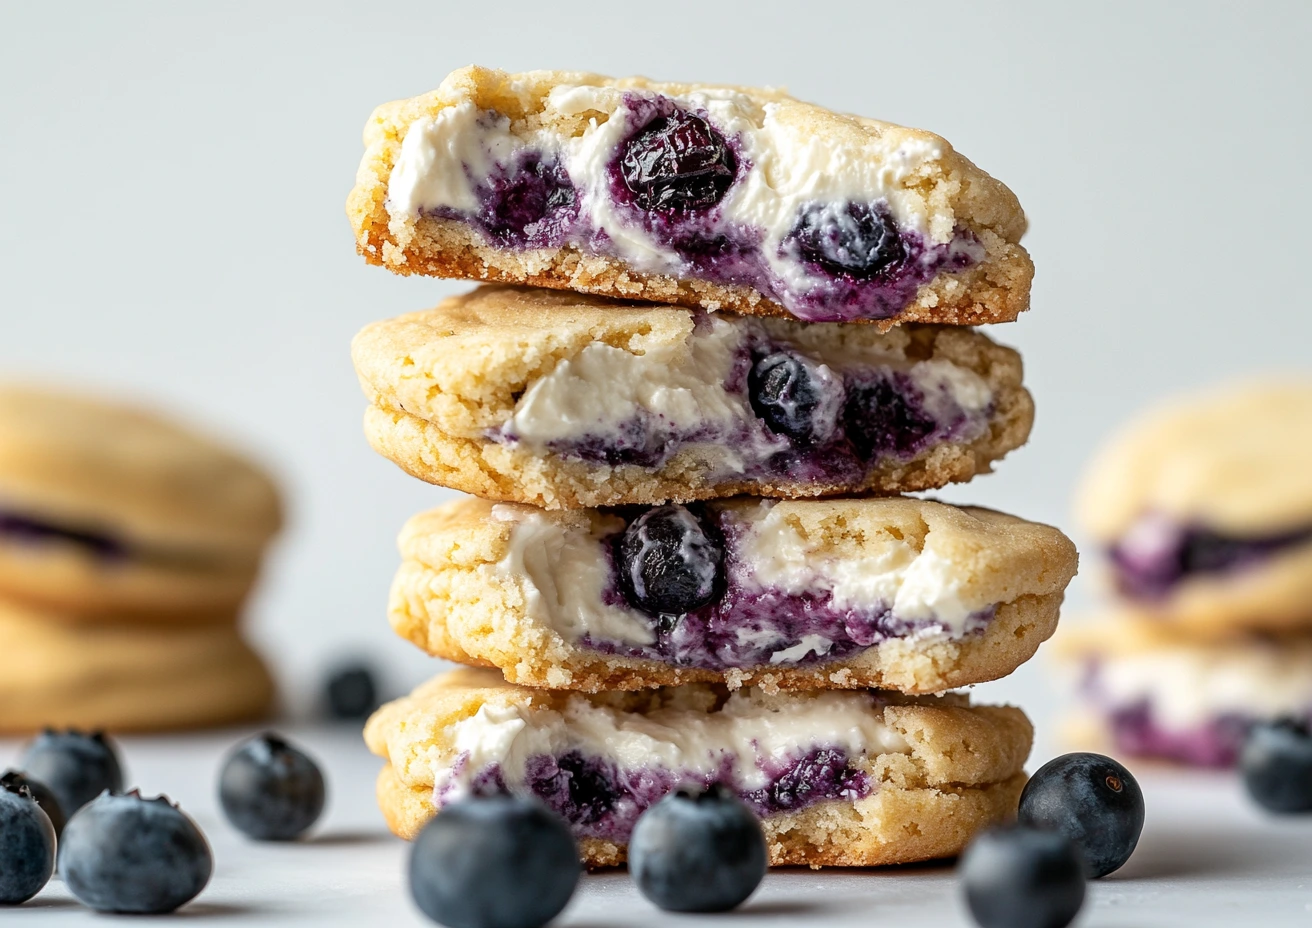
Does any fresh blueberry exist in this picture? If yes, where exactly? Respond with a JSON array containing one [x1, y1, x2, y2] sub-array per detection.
[[617, 505, 724, 618], [0, 770, 64, 838], [218, 732, 326, 841], [630, 783, 767, 913], [60, 791, 212, 914], [842, 376, 938, 460], [324, 663, 380, 720], [19, 728, 124, 816], [748, 351, 837, 443], [618, 108, 737, 212], [0, 776, 56, 904], [1018, 752, 1144, 878], [409, 794, 580, 928], [959, 826, 1085, 928], [789, 201, 905, 278], [1240, 718, 1312, 813]]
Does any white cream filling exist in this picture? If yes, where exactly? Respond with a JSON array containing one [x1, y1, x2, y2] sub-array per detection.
[[432, 686, 910, 802], [1088, 646, 1312, 730]]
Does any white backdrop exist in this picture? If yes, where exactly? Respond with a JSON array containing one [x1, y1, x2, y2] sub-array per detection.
[[3, 1, 1310, 729]]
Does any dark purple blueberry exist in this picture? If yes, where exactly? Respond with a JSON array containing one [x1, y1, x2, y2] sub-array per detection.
[[218, 732, 326, 841], [759, 749, 862, 811], [842, 376, 937, 460], [524, 752, 616, 826], [789, 201, 905, 278], [618, 109, 736, 212], [1240, 718, 1312, 813], [629, 783, 766, 913], [323, 663, 380, 721], [19, 729, 124, 816], [959, 826, 1085, 928], [0, 776, 55, 904], [60, 791, 212, 914], [0, 770, 64, 838], [481, 154, 576, 245], [1018, 753, 1144, 878], [409, 794, 580, 928], [748, 351, 834, 443], [617, 505, 725, 617]]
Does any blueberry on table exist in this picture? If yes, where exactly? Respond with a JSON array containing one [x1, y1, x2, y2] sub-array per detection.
[[1018, 751, 1144, 878], [1241, 718, 1312, 813], [749, 351, 834, 443], [409, 794, 580, 928], [60, 791, 212, 914], [629, 783, 767, 913], [0, 776, 56, 904], [324, 663, 380, 720], [617, 505, 725, 618], [619, 108, 737, 212], [219, 732, 326, 840], [959, 826, 1085, 928], [18, 728, 124, 816], [0, 769, 65, 838], [790, 201, 905, 278]]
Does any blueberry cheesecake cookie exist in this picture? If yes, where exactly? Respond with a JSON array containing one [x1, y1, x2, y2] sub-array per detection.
[[353, 286, 1033, 508], [388, 495, 1076, 694], [1077, 380, 1312, 634], [1055, 616, 1312, 768], [365, 667, 1032, 867], [348, 67, 1031, 327]]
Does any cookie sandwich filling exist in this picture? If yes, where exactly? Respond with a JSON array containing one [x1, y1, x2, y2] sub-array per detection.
[[1108, 512, 1312, 600], [386, 82, 985, 322], [493, 500, 997, 671], [493, 314, 994, 482]]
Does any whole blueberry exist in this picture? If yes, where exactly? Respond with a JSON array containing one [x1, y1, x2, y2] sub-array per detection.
[[324, 663, 380, 721], [19, 729, 124, 816], [789, 201, 905, 278], [842, 376, 938, 461], [409, 794, 580, 928], [617, 505, 724, 618], [0, 770, 64, 838], [629, 783, 767, 913], [618, 108, 737, 212], [219, 732, 326, 841], [1240, 718, 1312, 813], [748, 351, 836, 443], [60, 791, 212, 914], [1018, 752, 1144, 878], [959, 826, 1085, 928], [0, 777, 56, 904]]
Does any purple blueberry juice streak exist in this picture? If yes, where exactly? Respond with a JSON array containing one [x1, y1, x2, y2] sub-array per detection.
[[0, 510, 126, 560], [1105, 704, 1256, 769]]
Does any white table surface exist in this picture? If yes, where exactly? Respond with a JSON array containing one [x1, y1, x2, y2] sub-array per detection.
[[4, 725, 1312, 927]]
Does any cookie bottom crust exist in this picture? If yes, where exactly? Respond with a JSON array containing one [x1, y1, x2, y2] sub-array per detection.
[[376, 763, 1025, 868]]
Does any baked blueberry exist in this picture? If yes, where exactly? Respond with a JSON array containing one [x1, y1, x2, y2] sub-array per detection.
[[617, 505, 724, 618], [790, 201, 905, 278], [60, 791, 212, 914], [0, 770, 64, 838], [324, 663, 380, 720], [619, 108, 737, 212], [959, 826, 1085, 928], [748, 351, 835, 443], [842, 376, 937, 460], [19, 728, 124, 816], [1018, 752, 1144, 878], [218, 732, 326, 841], [0, 775, 56, 904], [629, 783, 766, 913], [1240, 718, 1312, 813], [482, 154, 577, 246], [409, 794, 580, 928]]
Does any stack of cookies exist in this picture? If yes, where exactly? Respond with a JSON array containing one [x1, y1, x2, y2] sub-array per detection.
[[350, 67, 1077, 866], [1060, 381, 1312, 767], [0, 386, 279, 731]]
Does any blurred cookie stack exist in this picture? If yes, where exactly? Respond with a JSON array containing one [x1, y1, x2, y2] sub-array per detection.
[[348, 66, 1077, 865], [1060, 382, 1312, 766], [0, 386, 278, 731]]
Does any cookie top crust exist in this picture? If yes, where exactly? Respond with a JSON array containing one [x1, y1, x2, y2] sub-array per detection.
[[1077, 380, 1312, 538], [0, 385, 283, 551]]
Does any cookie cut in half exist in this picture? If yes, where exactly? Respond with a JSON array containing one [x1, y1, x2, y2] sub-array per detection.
[[353, 286, 1033, 509], [1077, 380, 1312, 634], [387, 496, 1077, 694], [365, 667, 1032, 867], [348, 67, 1031, 327]]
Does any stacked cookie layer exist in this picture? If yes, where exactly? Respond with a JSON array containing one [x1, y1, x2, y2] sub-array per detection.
[[0, 386, 280, 731], [1061, 382, 1312, 767], [350, 67, 1077, 866]]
